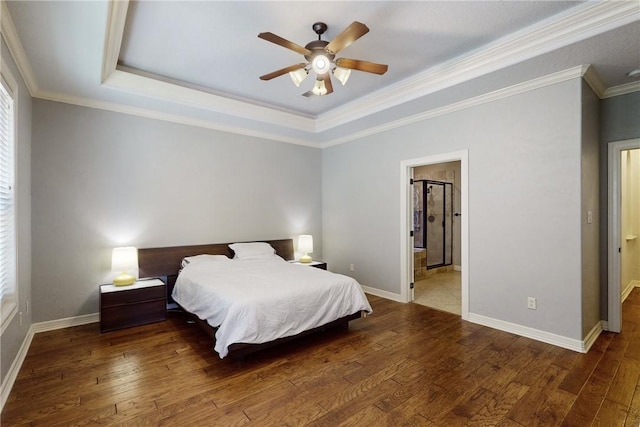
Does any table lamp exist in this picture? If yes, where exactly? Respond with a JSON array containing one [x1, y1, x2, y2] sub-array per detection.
[[298, 235, 313, 263], [111, 246, 138, 286]]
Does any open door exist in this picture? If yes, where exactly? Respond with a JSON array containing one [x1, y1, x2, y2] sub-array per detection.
[[608, 139, 640, 332]]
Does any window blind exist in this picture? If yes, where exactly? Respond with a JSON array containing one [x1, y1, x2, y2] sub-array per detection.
[[0, 77, 15, 309]]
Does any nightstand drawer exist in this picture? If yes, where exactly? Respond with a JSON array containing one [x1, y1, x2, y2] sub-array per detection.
[[101, 285, 165, 307], [100, 279, 167, 333], [101, 299, 166, 332]]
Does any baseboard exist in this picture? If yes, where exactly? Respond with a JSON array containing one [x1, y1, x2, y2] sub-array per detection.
[[583, 321, 603, 353], [468, 313, 601, 353], [31, 312, 99, 334], [361, 286, 404, 303], [0, 325, 35, 411], [0, 313, 99, 411], [454, 265, 462, 272], [622, 280, 640, 303]]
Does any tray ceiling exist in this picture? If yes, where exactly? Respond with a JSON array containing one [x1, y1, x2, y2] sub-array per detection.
[[3, 1, 639, 147]]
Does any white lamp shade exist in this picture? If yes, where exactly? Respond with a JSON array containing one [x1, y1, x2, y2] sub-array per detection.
[[312, 79, 327, 96], [111, 247, 138, 285], [298, 235, 313, 254], [333, 67, 351, 85], [298, 235, 313, 263], [112, 247, 138, 271], [289, 68, 308, 87]]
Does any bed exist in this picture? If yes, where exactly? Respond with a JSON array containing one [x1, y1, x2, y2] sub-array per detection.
[[138, 239, 372, 359]]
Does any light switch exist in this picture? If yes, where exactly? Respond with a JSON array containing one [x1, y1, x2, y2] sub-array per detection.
[[587, 210, 593, 224]]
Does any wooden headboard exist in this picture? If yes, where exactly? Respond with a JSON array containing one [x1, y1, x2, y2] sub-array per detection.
[[138, 239, 294, 303]]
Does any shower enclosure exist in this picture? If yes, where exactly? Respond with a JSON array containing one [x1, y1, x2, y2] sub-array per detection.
[[413, 179, 453, 269]]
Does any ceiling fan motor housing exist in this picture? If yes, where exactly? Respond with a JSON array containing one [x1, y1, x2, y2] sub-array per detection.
[[304, 40, 335, 62], [305, 39, 334, 75], [312, 22, 328, 37]]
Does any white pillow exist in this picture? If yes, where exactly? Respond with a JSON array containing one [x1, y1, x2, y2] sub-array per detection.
[[229, 242, 276, 260], [180, 254, 230, 268]]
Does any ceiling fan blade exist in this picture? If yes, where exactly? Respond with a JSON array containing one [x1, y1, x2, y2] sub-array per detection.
[[323, 74, 334, 95], [259, 63, 307, 81], [324, 21, 369, 55], [335, 58, 388, 75], [258, 32, 312, 56]]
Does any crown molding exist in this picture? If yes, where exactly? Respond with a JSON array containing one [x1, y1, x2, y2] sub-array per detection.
[[316, 0, 640, 132], [582, 65, 607, 98], [603, 81, 640, 98], [0, 1, 38, 96], [321, 65, 589, 148], [101, 0, 129, 83], [103, 68, 316, 133], [35, 89, 317, 147]]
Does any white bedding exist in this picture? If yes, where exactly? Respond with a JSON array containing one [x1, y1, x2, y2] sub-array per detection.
[[172, 256, 372, 358]]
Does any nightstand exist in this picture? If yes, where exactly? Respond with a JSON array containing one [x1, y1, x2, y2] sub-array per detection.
[[100, 278, 166, 333], [289, 260, 327, 270]]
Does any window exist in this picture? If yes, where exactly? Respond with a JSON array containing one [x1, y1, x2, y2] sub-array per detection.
[[0, 71, 17, 333]]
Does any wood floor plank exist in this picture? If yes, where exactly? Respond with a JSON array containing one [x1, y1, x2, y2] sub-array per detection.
[[2, 292, 640, 426], [626, 384, 640, 427], [507, 363, 569, 424], [593, 398, 628, 426], [607, 358, 640, 407], [561, 369, 615, 426], [529, 388, 576, 426], [467, 381, 529, 426]]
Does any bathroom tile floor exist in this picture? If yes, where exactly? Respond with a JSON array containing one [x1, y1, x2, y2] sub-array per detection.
[[413, 270, 461, 315]]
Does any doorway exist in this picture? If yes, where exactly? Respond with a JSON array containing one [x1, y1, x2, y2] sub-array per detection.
[[608, 139, 640, 333], [400, 150, 469, 320], [412, 170, 459, 314]]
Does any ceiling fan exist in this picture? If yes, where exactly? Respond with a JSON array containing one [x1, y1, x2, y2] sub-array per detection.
[[258, 21, 388, 97]]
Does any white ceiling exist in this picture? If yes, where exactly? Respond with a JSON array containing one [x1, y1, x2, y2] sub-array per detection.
[[3, 1, 639, 147]]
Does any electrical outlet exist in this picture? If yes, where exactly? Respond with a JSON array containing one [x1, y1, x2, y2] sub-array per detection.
[[349, 264, 355, 272], [527, 297, 537, 310]]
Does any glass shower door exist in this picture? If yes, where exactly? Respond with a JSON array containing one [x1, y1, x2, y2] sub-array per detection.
[[413, 181, 424, 248], [425, 181, 453, 268]]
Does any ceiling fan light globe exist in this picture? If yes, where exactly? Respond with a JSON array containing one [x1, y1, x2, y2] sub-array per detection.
[[289, 68, 308, 87], [333, 67, 351, 85], [312, 55, 331, 75], [312, 79, 328, 96]]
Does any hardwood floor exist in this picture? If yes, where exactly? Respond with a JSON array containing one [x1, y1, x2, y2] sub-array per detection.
[[3, 289, 640, 426]]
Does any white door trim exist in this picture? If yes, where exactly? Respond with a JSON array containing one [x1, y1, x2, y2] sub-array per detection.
[[400, 150, 469, 320], [607, 138, 640, 333]]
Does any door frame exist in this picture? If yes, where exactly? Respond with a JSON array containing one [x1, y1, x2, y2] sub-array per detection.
[[608, 138, 640, 332], [400, 150, 469, 320]]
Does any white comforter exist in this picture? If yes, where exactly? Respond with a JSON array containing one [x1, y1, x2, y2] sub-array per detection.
[[172, 256, 372, 358]]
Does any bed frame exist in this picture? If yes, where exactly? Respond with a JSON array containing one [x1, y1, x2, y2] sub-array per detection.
[[138, 238, 362, 359]]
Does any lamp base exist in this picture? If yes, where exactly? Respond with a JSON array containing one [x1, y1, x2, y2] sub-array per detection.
[[113, 273, 135, 286], [299, 254, 312, 263]]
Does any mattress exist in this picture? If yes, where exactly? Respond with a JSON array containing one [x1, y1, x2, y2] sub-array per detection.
[[172, 255, 372, 358]]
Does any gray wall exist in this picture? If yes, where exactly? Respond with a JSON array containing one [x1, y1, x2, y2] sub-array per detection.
[[31, 100, 323, 322], [601, 92, 640, 143], [0, 38, 32, 384], [581, 81, 600, 336], [323, 79, 587, 340], [599, 91, 640, 320]]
